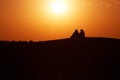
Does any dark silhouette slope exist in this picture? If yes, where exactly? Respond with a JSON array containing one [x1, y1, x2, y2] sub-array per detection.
[[0, 37, 120, 80]]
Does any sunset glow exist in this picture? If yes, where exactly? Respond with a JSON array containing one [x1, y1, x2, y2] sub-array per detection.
[[50, 0, 67, 14], [0, 0, 120, 41]]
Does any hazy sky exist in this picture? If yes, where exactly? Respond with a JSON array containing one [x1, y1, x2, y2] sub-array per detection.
[[0, 0, 120, 41]]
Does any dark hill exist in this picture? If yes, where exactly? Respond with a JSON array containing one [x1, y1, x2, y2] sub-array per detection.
[[0, 37, 120, 80]]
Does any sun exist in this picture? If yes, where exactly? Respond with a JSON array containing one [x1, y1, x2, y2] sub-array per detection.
[[50, 0, 67, 14]]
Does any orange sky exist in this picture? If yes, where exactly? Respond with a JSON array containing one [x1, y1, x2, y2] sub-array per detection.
[[0, 0, 120, 41]]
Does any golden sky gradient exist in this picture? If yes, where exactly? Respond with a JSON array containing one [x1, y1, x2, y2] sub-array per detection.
[[0, 0, 120, 41]]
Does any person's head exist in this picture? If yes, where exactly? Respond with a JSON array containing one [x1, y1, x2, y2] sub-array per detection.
[[80, 29, 84, 32], [75, 29, 78, 33]]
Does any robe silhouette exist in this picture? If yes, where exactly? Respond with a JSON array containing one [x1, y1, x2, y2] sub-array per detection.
[[79, 29, 85, 39], [71, 29, 79, 40]]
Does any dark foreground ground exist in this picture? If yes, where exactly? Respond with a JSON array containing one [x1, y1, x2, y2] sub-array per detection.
[[0, 37, 120, 80]]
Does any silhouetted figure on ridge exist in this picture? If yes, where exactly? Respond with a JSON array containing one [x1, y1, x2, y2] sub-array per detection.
[[71, 29, 85, 40], [79, 29, 85, 39], [71, 29, 79, 40]]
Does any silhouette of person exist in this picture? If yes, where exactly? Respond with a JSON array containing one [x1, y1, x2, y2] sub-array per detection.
[[79, 29, 85, 39], [71, 29, 79, 40]]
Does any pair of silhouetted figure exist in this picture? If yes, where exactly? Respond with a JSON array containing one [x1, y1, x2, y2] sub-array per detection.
[[71, 29, 85, 40]]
